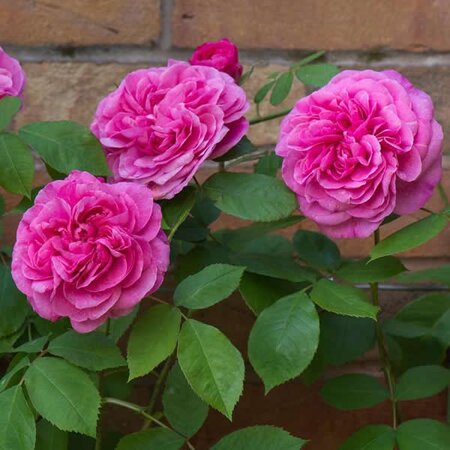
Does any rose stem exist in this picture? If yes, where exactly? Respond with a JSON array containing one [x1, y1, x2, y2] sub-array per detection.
[[104, 397, 196, 449], [249, 107, 292, 125], [371, 229, 400, 429]]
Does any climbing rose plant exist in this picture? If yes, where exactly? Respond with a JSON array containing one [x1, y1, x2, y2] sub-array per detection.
[[0, 40, 449, 450]]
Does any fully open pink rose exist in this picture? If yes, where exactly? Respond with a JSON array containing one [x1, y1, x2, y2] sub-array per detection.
[[0, 47, 26, 98], [189, 38, 243, 82], [12, 171, 169, 333], [276, 70, 443, 238], [91, 60, 249, 200]]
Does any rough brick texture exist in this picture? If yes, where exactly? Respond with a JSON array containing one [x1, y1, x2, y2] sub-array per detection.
[[172, 0, 450, 50], [0, 0, 160, 45]]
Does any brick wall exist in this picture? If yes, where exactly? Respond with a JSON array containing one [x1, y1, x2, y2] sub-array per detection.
[[1, 3, 449, 448]]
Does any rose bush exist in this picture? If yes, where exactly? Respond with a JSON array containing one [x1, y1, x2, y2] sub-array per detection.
[[0, 40, 449, 450], [276, 70, 443, 238], [91, 60, 249, 199], [12, 171, 169, 333]]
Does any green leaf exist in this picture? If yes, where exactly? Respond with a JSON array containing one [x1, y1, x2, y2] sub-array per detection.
[[0, 265, 30, 337], [295, 64, 339, 87], [239, 66, 254, 86], [162, 362, 208, 437], [270, 71, 294, 106], [48, 331, 125, 371], [395, 365, 450, 401], [248, 292, 320, 392], [214, 136, 257, 162], [293, 230, 341, 271], [254, 81, 276, 104], [174, 264, 245, 309], [396, 419, 450, 450], [396, 265, 450, 286], [0, 132, 34, 197], [0, 386, 36, 450], [108, 305, 140, 343], [160, 186, 196, 239], [310, 279, 378, 319], [13, 336, 48, 353], [177, 319, 244, 419], [24, 357, 100, 437], [295, 51, 326, 67], [0, 96, 21, 130], [254, 152, 282, 177], [204, 172, 297, 222], [36, 420, 68, 450], [337, 257, 406, 283], [216, 216, 303, 250], [0, 356, 30, 393], [19, 121, 110, 176], [239, 272, 297, 315], [320, 313, 376, 366], [338, 424, 395, 450], [212, 425, 307, 450], [321, 374, 389, 410], [235, 253, 317, 283], [115, 428, 185, 450], [370, 214, 448, 260], [127, 304, 181, 380]]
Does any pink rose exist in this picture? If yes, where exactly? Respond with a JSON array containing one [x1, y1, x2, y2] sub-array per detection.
[[91, 60, 249, 200], [0, 47, 26, 99], [12, 171, 169, 333], [276, 70, 443, 239], [189, 38, 243, 82]]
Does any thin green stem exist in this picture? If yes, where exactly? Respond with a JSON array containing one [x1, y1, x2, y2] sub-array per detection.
[[141, 354, 175, 430], [438, 182, 449, 206], [371, 230, 400, 429], [95, 319, 111, 450], [249, 108, 292, 125], [104, 398, 196, 449]]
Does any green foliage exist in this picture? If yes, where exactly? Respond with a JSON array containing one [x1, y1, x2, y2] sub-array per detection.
[[248, 292, 320, 392], [295, 63, 340, 87], [19, 121, 110, 176], [254, 152, 282, 177], [115, 428, 185, 450], [174, 264, 245, 309], [310, 279, 378, 319], [108, 305, 140, 343], [293, 230, 341, 271], [0, 386, 35, 450], [48, 331, 125, 371], [0, 265, 30, 337], [337, 256, 406, 283], [395, 365, 450, 401], [35, 420, 68, 450], [127, 304, 181, 380], [338, 425, 395, 450], [162, 362, 208, 437], [270, 71, 294, 105], [13, 336, 48, 353], [370, 214, 448, 260], [239, 272, 297, 315], [254, 81, 276, 104], [212, 425, 307, 450], [320, 374, 389, 410], [214, 136, 257, 162], [396, 419, 450, 449], [24, 357, 100, 437], [177, 319, 244, 419], [0, 96, 21, 130], [0, 132, 34, 197], [160, 186, 196, 240], [396, 264, 450, 285], [319, 313, 376, 366], [204, 172, 297, 222], [0, 355, 30, 393]]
